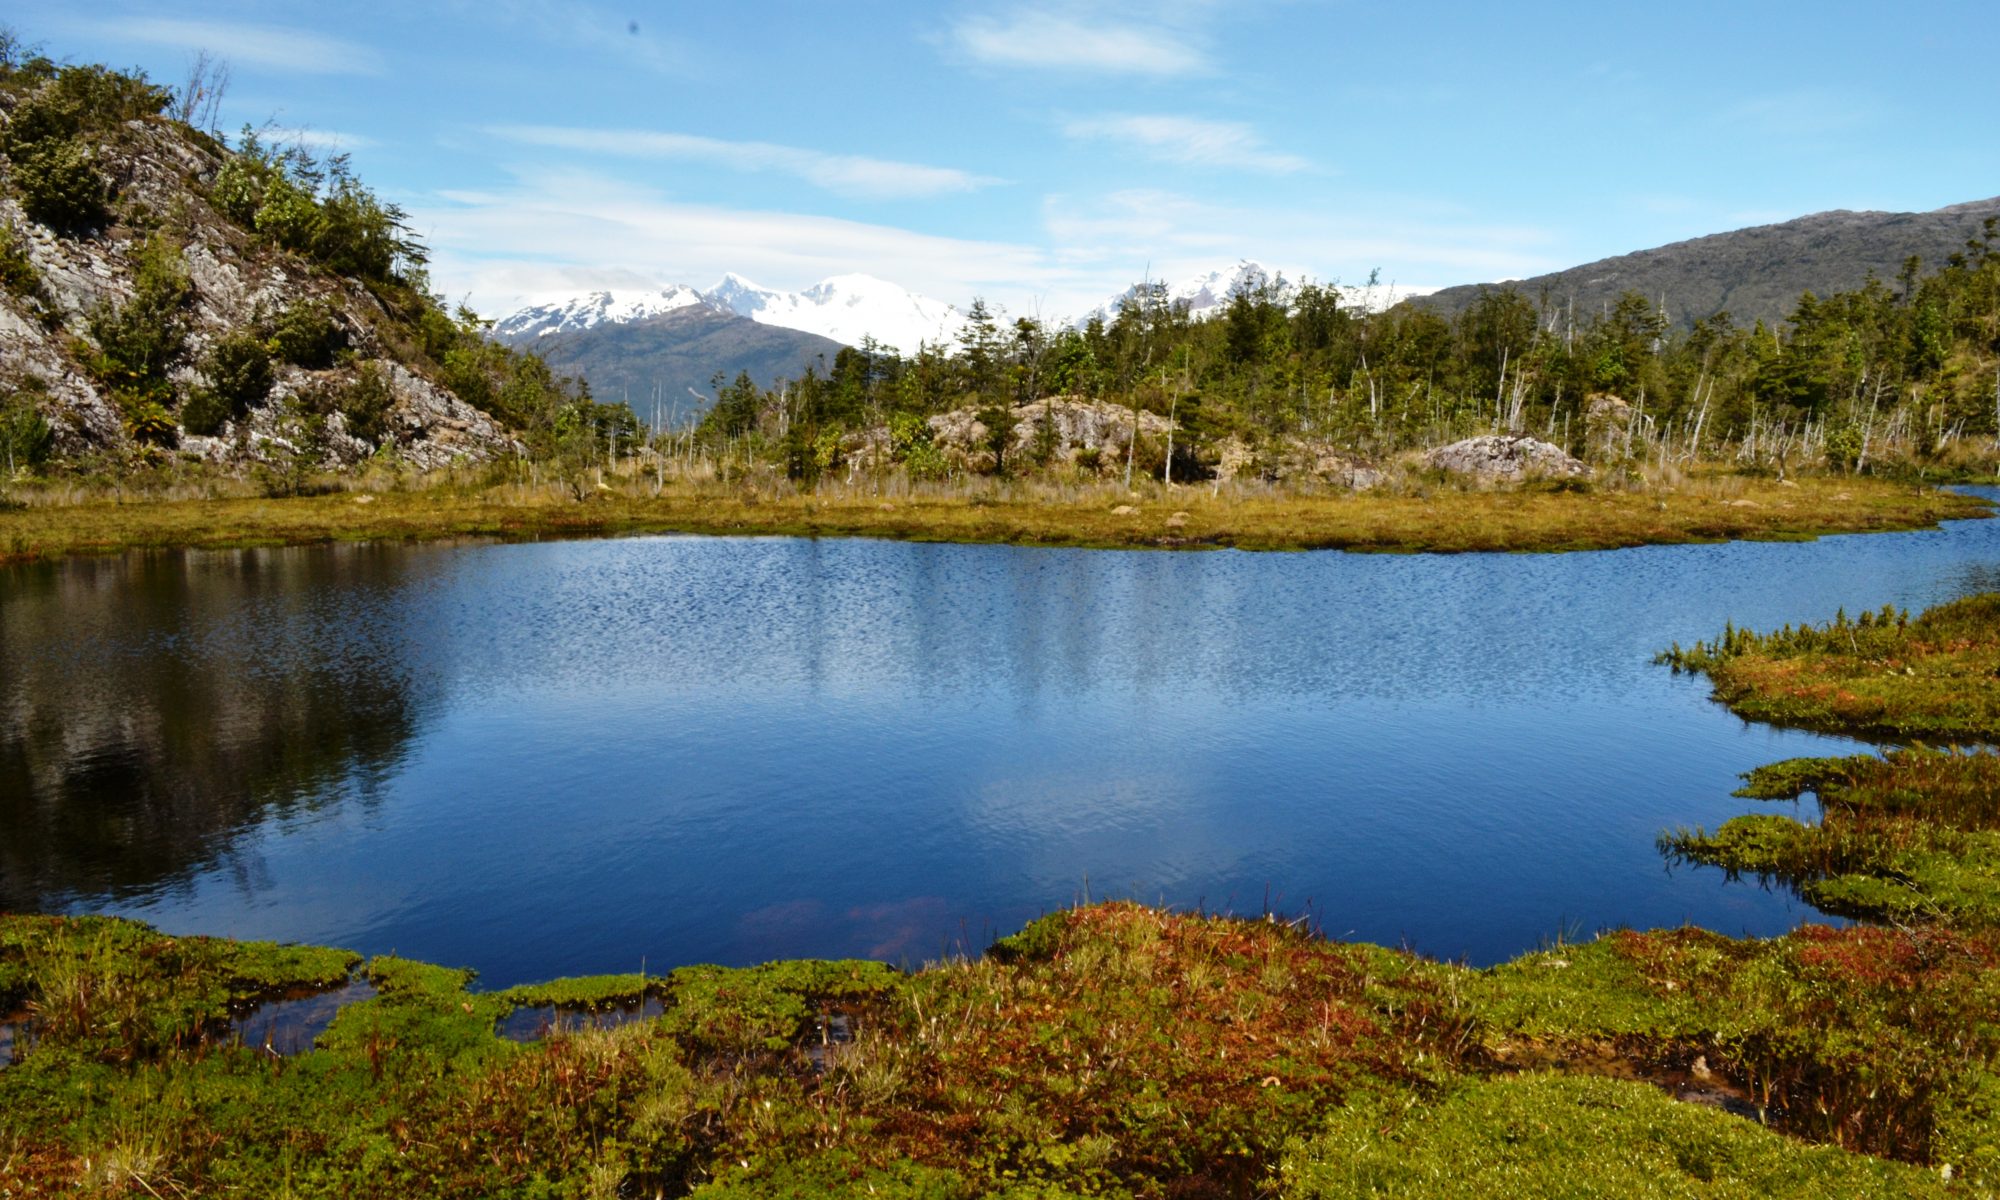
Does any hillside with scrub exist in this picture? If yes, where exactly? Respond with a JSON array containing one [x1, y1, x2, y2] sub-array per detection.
[[0, 33, 635, 488]]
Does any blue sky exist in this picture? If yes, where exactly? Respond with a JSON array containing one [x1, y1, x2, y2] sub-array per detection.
[[20, 1, 1999, 322]]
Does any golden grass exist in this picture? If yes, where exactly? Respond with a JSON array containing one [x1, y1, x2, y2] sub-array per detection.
[[0, 470, 1984, 565]]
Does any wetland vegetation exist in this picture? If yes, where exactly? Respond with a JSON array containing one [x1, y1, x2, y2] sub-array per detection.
[[10, 582, 2000, 1196], [0, 468, 1984, 566]]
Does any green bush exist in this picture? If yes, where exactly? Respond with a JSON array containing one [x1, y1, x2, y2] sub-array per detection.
[[1, 386, 54, 471], [84, 235, 191, 395], [178, 388, 231, 437], [0, 221, 42, 297], [121, 398, 176, 447], [183, 332, 273, 434], [10, 138, 108, 231], [337, 362, 393, 444], [267, 299, 345, 367], [2, 63, 166, 232]]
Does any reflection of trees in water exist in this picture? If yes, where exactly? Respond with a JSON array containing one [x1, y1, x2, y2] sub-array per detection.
[[0, 544, 436, 911]]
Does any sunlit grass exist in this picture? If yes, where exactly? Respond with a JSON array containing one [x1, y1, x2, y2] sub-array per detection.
[[0, 468, 1982, 565]]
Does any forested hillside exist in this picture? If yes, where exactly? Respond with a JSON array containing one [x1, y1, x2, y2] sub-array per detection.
[[697, 229, 2000, 487]]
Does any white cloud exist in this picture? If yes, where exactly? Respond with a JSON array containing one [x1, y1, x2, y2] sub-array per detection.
[[87, 18, 383, 75], [411, 168, 1068, 319], [261, 126, 378, 152], [487, 125, 1000, 201], [411, 170, 1563, 326], [1039, 189, 1560, 307], [951, 10, 1208, 76], [1061, 114, 1310, 174]]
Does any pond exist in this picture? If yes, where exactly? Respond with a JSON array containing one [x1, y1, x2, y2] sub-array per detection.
[[5, 493, 1998, 988]]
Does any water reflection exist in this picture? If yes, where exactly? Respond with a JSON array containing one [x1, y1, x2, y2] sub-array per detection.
[[0, 543, 437, 910], [0, 496, 1995, 987]]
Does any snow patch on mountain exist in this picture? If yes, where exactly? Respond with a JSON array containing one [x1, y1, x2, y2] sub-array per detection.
[[492, 274, 964, 354], [491, 286, 708, 340], [705, 272, 964, 355]]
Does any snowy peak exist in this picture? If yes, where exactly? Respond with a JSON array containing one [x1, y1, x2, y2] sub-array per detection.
[[494, 274, 964, 355], [491, 286, 709, 340], [704, 273, 963, 355]]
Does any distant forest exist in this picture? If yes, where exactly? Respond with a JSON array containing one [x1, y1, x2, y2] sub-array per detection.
[[696, 234, 2000, 484]]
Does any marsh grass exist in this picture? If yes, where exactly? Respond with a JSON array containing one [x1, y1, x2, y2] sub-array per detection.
[[0, 467, 1983, 566], [5, 906, 1997, 1195], [1663, 597, 2000, 929]]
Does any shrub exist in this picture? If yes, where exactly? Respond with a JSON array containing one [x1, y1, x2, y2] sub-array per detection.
[[0, 221, 43, 298], [337, 363, 393, 444], [1, 384, 54, 471], [10, 138, 109, 231], [84, 235, 191, 395], [183, 332, 273, 434], [121, 398, 176, 447], [267, 299, 345, 367], [178, 388, 231, 437]]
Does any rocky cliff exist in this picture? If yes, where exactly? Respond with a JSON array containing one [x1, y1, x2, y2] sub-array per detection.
[[0, 57, 525, 475]]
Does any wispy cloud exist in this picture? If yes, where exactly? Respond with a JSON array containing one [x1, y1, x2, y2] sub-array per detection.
[[87, 17, 383, 75], [487, 125, 1000, 201], [413, 169, 1060, 319], [262, 126, 378, 152], [950, 10, 1208, 76], [1040, 189, 1559, 297], [1061, 114, 1310, 174]]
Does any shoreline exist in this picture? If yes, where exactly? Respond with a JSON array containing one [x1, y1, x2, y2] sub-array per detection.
[[0, 472, 1987, 566]]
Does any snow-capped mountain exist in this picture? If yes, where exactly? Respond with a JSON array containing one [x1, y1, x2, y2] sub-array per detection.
[[490, 285, 708, 340], [705, 273, 963, 356], [1072, 261, 1437, 328], [492, 274, 964, 356]]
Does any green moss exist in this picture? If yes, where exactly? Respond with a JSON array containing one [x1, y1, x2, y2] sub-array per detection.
[[501, 972, 652, 1012], [1282, 1074, 1951, 1198], [661, 959, 903, 1054]]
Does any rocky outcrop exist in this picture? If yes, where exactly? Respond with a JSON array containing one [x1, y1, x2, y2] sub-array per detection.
[[926, 396, 1176, 475], [1426, 435, 1591, 481], [0, 106, 520, 469]]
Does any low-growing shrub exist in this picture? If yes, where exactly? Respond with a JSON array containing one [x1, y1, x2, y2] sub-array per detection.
[[182, 332, 273, 435], [267, 299, 345, 368], [337, 362, 393, 444], [9, 138, 109, 231], [1, 384, 54, 471]]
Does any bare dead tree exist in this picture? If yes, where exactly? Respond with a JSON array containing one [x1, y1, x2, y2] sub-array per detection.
[[172, 50, 232, 133]]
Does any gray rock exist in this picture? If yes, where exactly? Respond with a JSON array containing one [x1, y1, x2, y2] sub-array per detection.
[[1426, 435, 1591, 481]]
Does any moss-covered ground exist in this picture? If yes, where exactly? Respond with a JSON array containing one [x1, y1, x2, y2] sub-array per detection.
[[1662, 593, 2000, 929], [0, 469, 1983, 565], [0, 905, 1990, 1197]]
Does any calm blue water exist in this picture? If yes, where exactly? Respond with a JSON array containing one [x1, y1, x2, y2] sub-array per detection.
[[5, 493, 1999, 987]]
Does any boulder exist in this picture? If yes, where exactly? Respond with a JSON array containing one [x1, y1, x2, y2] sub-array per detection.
[[1426, 435, 1591, 481]]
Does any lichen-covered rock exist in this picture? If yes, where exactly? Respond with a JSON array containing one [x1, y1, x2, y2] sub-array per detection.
[[1260, 438, 1383, 489], [1426, 435, 1591, 481], [924, 395, 1176, 475]]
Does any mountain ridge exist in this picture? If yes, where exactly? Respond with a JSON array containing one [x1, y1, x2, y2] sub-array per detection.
[[1415, 198, 2000, 327]]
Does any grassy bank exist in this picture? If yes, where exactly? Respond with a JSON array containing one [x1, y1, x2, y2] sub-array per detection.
[[1, 907, 1987, 1197], [0, 470, 1986, 565], [1662, 592, 2000, 931]]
